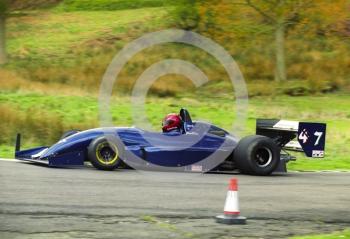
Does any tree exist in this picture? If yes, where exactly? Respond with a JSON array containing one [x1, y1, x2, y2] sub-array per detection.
[[242, 0, 313, 82], [242, 0, 349, 82], [0, 0, 8, 64], [190, 0, 349, 83]]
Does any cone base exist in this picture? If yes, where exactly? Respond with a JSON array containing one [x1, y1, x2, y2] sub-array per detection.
[[215, 214, 247, 225]]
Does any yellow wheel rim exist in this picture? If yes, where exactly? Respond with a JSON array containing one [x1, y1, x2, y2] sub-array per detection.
[[96, 142, 119, 165]]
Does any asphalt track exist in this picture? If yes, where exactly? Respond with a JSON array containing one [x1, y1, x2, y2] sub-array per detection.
[[1, 159, 350, 239]]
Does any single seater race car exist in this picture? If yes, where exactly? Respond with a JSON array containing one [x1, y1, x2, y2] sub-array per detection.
[[14, 108, 326, 176]]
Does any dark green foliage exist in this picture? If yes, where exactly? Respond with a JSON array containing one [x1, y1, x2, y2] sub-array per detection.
[[8, 0, 62, 10], [0, 0, 8, 14], [171, 0, 199, 30]]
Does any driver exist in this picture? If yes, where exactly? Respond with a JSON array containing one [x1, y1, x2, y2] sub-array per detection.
[[162, 113, 182, 134]]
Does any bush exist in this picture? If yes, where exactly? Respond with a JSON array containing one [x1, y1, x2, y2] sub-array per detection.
[[0, 102, 97, 145], [171, 0, 200, 30]]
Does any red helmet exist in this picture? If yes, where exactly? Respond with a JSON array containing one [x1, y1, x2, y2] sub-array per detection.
[[162, 113, 182, 132]]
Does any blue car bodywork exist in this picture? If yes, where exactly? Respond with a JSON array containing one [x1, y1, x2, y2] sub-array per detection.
[[14, 108, 326, 174], [15, 123, 238, 170]]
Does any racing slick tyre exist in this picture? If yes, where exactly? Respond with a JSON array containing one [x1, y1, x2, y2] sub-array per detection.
[[60, 130, 80, 140], [87, 136, 123, 171], [234, 135, 280, 176]]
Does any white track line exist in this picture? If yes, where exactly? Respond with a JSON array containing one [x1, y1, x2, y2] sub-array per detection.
[[290, 170, 350, 173], [0, 158, 349, 172], [0, 158, 21, 162]]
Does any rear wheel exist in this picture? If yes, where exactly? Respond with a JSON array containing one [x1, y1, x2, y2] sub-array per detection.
[[234, 135, 280, 176], [87, 137, 122, 170]]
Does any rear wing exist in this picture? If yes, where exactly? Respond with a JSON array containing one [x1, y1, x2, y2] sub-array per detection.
[[256, 119, 326, 158]]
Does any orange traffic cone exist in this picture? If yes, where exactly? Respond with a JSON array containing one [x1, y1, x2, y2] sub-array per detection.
[[216, 178, 247, 224]]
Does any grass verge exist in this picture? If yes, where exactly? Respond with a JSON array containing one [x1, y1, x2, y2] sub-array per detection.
[[290, 230, 350, 239]]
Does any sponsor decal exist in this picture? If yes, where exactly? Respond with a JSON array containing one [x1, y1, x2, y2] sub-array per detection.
[[312, 150, 324, 158], [191, 165, 203, 172]]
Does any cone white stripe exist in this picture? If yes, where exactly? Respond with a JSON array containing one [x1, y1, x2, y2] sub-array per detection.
[[223, 191, 240, 214]]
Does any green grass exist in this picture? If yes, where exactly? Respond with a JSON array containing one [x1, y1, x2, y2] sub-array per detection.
[[291, 230, 350, 239], [57, 0, 176, 11], [0, 92, 98, 123], [141, 215, 195, 238], [0, 91, 349, 171], [7, 7, 170, 66], [0, 145, 15, 159]]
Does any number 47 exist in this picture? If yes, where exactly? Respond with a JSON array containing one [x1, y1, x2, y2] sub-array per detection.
[[314, 131, 323, 146]]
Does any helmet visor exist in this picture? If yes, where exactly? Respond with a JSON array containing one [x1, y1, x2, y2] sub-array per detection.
[[162, 119, 174, 127]]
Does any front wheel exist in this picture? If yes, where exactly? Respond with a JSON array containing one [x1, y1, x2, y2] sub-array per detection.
[[234, 135, 280, 176], [87, 137, 122, 170]]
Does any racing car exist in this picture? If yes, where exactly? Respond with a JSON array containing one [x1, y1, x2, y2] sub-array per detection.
[[14, 108, 326, 176]]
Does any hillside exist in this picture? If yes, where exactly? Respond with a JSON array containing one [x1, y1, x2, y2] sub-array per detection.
[[3, 0, 350, 97]]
